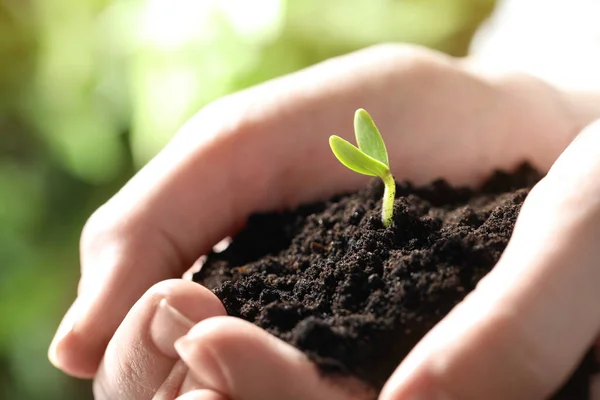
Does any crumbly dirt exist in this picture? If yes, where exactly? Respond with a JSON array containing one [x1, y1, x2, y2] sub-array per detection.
[[194, 164, 596, 399]]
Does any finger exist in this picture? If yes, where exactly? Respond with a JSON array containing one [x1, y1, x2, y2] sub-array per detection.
[[49, 44, 581, 377], [93, 280, 226, 400], [179, 373, 205, 394], [174, 316, 375, 400], [381, 120, 600, 400], [153, 360, 188, 400], [177, 390, 229, 400]]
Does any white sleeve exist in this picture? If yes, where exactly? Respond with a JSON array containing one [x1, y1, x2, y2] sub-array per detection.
[[470, 0, 600, 92]]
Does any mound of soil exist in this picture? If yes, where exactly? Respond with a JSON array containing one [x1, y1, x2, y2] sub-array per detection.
[[194, 164, 596, 399]]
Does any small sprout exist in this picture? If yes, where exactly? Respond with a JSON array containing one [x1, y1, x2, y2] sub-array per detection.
[[329, 109, 396, 227]]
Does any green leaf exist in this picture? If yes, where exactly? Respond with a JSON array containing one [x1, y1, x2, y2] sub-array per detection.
[[329, 135, 390, 178], [354, 109, 389, 167]]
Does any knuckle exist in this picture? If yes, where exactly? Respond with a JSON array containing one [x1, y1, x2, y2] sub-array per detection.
[[79, 203, 147, 277], [80, 204, 120, 256], [79, 199, 185, 281], [80, 201, 148, 261]]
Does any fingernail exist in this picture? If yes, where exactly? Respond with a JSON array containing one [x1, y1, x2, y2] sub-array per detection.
[[150, 299, 194, 358], [48, 299, 80, 367], [174, 335, 194, 360]]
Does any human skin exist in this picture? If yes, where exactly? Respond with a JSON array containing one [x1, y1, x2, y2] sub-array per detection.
[[48, 44, 600, 399]]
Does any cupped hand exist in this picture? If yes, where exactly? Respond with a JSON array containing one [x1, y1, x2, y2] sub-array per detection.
[[48, 43, 600, 399]]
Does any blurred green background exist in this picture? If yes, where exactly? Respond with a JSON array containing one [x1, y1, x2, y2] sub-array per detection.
[[0, 0, 495, 398]]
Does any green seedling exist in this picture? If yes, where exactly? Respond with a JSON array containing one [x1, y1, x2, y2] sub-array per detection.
[[329, 109, 396, 227]]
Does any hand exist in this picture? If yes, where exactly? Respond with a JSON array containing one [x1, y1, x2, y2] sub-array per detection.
[[47, 43, 599, 399], [379, 119, 600, 400]]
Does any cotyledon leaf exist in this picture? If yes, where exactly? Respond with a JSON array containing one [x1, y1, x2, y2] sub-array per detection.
[[354, 108, 389, 167], [329, 135, 390, 178]]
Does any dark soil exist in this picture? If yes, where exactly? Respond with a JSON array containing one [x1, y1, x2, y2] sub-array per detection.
[[194, 164, 597, 399]]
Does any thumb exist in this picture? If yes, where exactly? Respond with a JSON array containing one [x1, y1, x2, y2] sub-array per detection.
[[380, 120, 600, 400]]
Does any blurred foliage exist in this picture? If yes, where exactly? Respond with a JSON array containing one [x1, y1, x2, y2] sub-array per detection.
[[0, 0, 494, 398]]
